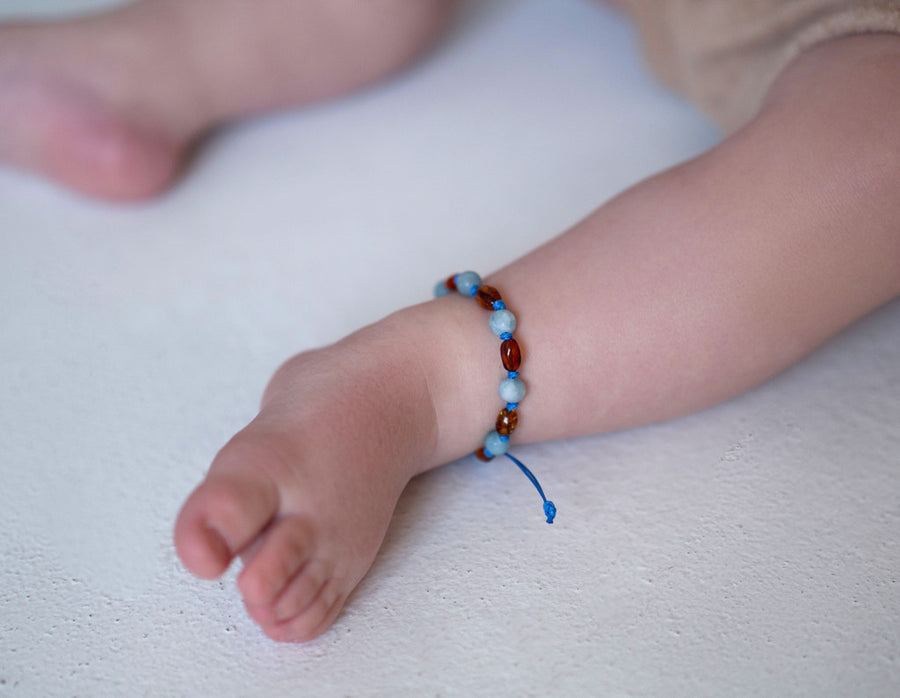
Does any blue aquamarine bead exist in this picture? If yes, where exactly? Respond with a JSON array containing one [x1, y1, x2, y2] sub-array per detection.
[[499, 376, 526, 403], [455, 271, 482, 296], [484, 430, 509, 456], [434, 280, 453, 297], [489, 309, 517, 336]]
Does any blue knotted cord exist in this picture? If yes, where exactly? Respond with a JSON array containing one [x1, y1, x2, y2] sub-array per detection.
[[504, 452, 556, 524]]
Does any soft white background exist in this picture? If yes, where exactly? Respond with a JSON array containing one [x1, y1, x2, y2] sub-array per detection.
[[1, 1, 898, 695]]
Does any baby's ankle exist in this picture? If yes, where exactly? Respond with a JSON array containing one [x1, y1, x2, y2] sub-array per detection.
[[363, 296, 512, 475], [256, 307, 446, 482]]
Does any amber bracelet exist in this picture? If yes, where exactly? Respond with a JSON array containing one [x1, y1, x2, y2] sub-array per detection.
[[435, 271, 556, 524]]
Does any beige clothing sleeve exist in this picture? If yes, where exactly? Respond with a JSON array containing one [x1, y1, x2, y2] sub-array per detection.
[[622, 0, 900, 132]]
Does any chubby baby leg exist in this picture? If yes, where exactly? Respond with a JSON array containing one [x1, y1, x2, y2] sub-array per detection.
[[175, 34, 900, 643]]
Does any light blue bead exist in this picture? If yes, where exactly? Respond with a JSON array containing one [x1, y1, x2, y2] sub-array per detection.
[[485, 430, 509, 456], [434, 281, 452, 297], [489, 309, 517, 336], [455, 271, 481, 296], [499, 376, 526, 403]]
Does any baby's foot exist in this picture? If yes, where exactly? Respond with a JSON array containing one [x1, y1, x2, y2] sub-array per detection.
[[0, 0, 456, 200], [0, 15, 205, 200], [174, 320, 444, 642]]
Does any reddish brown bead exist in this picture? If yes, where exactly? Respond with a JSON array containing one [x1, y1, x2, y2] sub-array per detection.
[[475, 285, 502, 310], [475, 447, 493, 462], [500, 338, 522, 371], [445, 275, 457, 291], [495, 408, 519, 436]]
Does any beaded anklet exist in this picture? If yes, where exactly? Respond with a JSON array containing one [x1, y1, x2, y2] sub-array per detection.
[[435, 271, 557, 524]]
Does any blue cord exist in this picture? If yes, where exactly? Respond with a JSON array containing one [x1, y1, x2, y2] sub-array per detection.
[[503, 453, 556, 524]]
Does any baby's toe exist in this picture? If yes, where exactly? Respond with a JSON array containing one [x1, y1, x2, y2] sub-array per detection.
[[174, 464, 280, 579], [270, 558, 330, 623], [263, 583, 347, 643], [237, 515, 315, 607]]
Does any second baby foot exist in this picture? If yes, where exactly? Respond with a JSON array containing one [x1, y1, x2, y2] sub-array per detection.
[[0, 0, 457, 200], [0, 16, 205, 199]]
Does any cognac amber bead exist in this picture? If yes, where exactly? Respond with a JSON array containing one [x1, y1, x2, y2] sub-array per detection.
[[500, 338, 522, 371], [475, 285, 502, 310], [495, 408, 519, 436], [475, 447, 493, 461], [445, 275, 457, 291]]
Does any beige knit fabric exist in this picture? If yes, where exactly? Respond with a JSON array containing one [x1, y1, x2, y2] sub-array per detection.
[[621, 0, 900, 132]]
